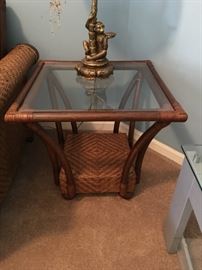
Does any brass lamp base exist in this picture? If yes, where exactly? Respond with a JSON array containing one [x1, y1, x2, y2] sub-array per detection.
[[76, 60, 114, 80]]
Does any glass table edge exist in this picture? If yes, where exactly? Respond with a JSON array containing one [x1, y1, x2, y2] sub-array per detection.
[[39, 60, 188, 115], [6, 60, 187, 121], [181, 145, 202, 191], [7, 109, 185, 123]]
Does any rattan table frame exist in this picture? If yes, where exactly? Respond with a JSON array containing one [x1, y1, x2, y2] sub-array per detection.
[[5, 60, 188, 199]]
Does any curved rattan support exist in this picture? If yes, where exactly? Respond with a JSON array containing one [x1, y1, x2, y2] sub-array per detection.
[[134, 142, 151, 185], [26, 122, 76, 199], [46, 144, 60, 186], [120, 121, 169, 199], [128, 121, 136, 148], [71, 122, 78, 134], [113, 121, 120, 134], [113, 72, 143, 135], [134, 122, 170, 184], [47, 71, 78, 138], [55, 122, 64, 146]]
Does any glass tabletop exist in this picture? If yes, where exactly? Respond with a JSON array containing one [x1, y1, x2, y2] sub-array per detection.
[[182, 145, 202, 190], [19, 62, 173, 112]]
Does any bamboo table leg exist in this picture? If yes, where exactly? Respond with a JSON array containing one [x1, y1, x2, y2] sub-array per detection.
[[114, 71, 143, 136], [26, 122, 76, 199], [120, 121, 170, 199], [46, 145, 60, 186]]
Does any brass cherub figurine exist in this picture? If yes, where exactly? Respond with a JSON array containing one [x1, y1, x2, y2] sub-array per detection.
[[76, 0, 116, 79]]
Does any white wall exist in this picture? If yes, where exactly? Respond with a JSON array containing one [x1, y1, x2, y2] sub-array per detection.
[[6, 0, 202, 151]]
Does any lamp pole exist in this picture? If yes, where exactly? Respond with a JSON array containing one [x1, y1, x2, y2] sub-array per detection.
[[86, 0, 98, 56]]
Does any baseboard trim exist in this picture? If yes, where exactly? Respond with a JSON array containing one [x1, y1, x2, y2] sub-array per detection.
[[42, 121, 184, 165], [134, 129, 184, 165]]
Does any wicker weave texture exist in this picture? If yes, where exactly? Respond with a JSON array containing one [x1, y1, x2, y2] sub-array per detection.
[[60, 133, 136, 194], [0, 44, 38, 112], [0, 44, 39, 203]]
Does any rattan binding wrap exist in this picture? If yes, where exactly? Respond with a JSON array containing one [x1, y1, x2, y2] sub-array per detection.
[[59, 133, 136, 194], [0, 44, 39, 203]]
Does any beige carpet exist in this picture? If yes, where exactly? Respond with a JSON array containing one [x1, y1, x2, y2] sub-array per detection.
[[0, 136, 182, 270]]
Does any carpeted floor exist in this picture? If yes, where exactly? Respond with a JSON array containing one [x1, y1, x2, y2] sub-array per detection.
[[0, 135, 184, 270]]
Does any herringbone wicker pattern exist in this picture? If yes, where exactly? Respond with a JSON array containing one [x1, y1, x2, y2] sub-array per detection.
[[59, 133, 136, 194]]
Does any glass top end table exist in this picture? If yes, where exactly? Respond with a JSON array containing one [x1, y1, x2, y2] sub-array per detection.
[[6, 60, 187, 122], [5, 60, 188, 199], [19, 62, 173, 113]]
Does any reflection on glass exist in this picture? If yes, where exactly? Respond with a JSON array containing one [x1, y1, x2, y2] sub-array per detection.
[[20, 63, 173, 112], [76, 75, 114, 110]]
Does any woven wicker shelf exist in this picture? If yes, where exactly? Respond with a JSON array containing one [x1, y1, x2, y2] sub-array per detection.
[[59, 133, 136, 194]]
